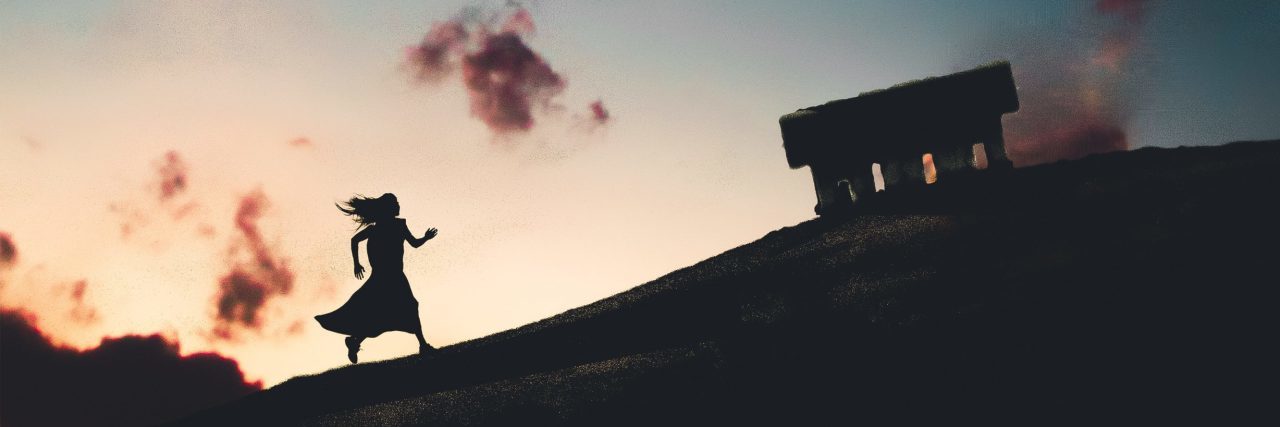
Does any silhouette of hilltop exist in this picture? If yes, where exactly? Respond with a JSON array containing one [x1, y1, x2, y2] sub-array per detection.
[[173, 140, 1280, 426]]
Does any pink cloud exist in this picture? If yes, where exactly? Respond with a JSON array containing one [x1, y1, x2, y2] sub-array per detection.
[[407, 7, 607, 136], [211, 190, 294, 340], [156, 151, 189, 201], [288, 137, 313, 148], [68, 279, 101, 324], [1002, 0, 1151, 166], [0, 232, 16, 268]]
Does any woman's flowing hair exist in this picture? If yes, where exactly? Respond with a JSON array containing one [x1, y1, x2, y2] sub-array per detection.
[[337, 193, 398, 228]]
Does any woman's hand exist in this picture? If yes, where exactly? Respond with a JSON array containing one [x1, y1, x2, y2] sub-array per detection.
[[425, 228, 438, 240], [354, 264, 366, 279]]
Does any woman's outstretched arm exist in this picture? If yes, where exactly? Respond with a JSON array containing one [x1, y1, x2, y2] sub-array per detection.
[[406, 225, 438, 248], [351, 227, 373, 279]]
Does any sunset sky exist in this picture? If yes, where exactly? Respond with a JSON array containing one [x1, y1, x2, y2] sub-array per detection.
[[2, 0, 1278, 390]]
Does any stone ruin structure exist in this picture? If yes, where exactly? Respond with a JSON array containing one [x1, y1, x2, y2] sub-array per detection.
[[779, 61, 1020, 215]]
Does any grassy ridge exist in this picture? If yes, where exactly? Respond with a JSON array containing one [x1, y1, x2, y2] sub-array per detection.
[[176, 140, 1280, 425]]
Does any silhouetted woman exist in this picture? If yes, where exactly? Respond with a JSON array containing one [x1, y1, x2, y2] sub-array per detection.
[[315, 193, 438, 363]]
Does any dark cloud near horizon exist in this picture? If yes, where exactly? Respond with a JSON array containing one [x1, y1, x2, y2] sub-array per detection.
[[1001, 0, 1149, 166], [0, 309, 260, 427], [0, 231, 16, 267], [212, 189, 295, 340], [407, 6, 607, 135]]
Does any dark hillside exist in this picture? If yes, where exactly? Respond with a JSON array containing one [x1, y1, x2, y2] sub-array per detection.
[[175, 140, 1280, 425]]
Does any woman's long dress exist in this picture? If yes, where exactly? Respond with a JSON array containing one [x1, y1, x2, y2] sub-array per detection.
[[315, 219, 421, 338]]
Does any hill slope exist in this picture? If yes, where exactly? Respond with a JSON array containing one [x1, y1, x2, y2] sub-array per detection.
[[175, 140, 1280, 425]]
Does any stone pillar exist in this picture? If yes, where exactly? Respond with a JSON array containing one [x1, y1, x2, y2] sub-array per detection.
[[847, 164, 876, 202], [882, 155, 925, 191], [810, 165, 852, 215], [880, 160, 904, 191], [932, 143, 976, 177], [983, 115, 1013, 169]]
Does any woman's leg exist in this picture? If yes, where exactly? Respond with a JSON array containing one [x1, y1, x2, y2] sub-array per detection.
[[413, 324, 436, 353]]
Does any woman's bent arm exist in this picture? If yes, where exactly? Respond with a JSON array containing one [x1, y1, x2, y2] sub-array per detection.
[[351, 227, 372, 278], [407, 226, 437, 248]]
